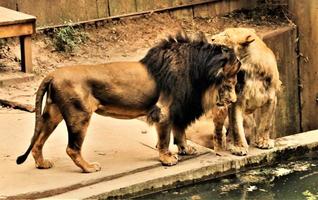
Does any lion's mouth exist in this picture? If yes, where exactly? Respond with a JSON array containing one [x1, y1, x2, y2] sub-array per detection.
[[217, 99, 233, 107]]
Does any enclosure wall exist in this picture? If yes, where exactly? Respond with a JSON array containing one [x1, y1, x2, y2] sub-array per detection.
[[0, 0, 257, 27], [262, 27, 300, 137], [288, 0, 318, 131]]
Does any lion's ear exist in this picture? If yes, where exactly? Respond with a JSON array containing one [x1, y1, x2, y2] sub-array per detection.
[[239, 35, 255, 47]]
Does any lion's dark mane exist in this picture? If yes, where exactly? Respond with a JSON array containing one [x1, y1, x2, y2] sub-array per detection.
[[140, 32, 234, 129]]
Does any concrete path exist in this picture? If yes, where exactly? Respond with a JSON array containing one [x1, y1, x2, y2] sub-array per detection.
[[0, 109, 210, 199], [1, 109, 318, 199]]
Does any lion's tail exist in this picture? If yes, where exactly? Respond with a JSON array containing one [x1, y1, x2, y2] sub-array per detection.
[[16, 75, 53, 165]]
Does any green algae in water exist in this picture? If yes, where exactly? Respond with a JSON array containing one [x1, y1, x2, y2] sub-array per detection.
[[136, 156, 318, 200]]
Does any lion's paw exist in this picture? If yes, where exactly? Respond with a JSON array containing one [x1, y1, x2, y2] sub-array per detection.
[[178, 145, 197, 156], [213, 141, 227, 152], [159, 151, 178, 166], [83, 162, 101, 173], [35, 159, 54, 169], [228, 144, 248, 156], [255, 139, 275, 149]]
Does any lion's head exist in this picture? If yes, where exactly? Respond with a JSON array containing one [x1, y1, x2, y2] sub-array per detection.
[[211, 28, 281, 91], [211, 28, 260, 61], [211, 28, 257, 44]]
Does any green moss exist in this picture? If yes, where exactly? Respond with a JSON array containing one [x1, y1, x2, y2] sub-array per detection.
[[52, 26, 88, 52]]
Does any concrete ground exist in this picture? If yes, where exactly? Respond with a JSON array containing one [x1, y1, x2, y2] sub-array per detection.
[[1, 109, 318, 199], [0, 72, 35, 87], [0, 109, 210, 199]]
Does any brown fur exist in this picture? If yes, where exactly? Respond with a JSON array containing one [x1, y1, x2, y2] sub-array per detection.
[[18, 62, 161, 173], [211, 28, 281, 155]]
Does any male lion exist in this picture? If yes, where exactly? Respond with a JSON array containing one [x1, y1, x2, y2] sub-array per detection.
[[211, 28, 281, 155], [16, 32, 240, 173]]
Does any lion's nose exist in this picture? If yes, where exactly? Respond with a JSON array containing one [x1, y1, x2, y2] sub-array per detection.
[[230, 95, 237, 103]]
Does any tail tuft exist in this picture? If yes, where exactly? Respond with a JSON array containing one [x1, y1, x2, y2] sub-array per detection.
[[16, 154, 28, 165]]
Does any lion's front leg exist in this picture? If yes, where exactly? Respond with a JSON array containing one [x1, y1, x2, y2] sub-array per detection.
[[212, 106, 228, 151], [173, 126, 197, 156], [254, 97, 276, 149], [228, 104, 249, 156], [155, 121, 178, 166]]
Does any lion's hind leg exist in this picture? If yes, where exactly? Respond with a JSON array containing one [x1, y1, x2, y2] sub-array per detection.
[[32, 102, 62, 169], [63, 107, 101, 173]]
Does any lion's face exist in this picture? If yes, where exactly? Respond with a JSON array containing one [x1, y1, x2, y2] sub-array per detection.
[[216, 75, 238, 107], [211, 28, 257, 46], [211, 28, 256, 61]]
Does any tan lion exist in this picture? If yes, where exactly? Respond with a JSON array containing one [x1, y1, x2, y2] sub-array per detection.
[[211, 28, 281, 155], [16, 32, 241, 173]]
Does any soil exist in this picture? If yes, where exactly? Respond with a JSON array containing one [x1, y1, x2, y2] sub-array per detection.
[[0, 6, 291, 111]]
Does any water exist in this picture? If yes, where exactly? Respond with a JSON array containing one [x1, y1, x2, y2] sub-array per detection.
[[136, 154, 318, 200]]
